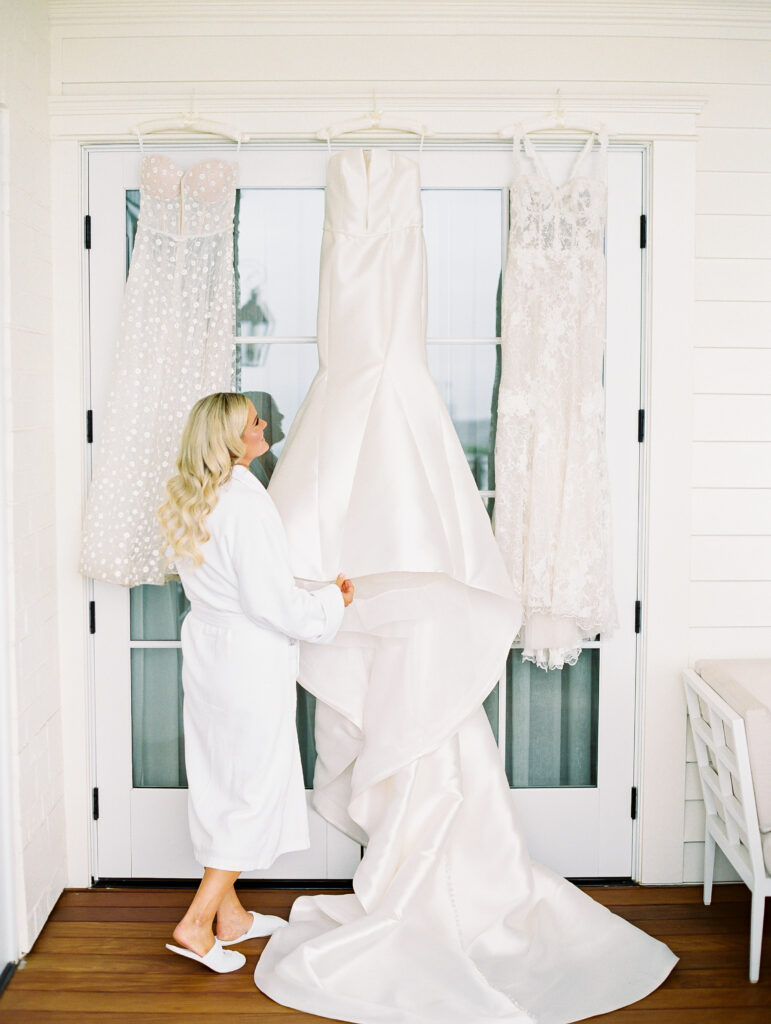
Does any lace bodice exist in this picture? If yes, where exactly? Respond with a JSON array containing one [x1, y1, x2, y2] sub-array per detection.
[[493, 130, 618, 670]]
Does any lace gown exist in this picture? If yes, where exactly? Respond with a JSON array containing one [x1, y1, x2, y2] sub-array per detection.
[[254, 148, 675, 1024], [494, 132, 618, 670], [80, 155, 236, 586]]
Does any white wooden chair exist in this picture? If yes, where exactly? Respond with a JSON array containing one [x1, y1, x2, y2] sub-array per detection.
[[683, 667, 771, 982]]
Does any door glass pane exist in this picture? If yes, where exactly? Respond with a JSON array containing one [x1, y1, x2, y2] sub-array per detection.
[[505, 649, 599, 788], [130, 187, 504, 339], [426, 342, 497, 490], [130, 583, 190, 641], [236, 189, 325, 337], [423, 189, 502, 339], [237, 342, 319, 478], [131, 649, 187, 788]]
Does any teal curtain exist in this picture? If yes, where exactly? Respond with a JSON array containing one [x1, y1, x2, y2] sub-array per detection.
[[296, 685, 317, 788], [130, 648, 187, 788], [130, 585, 189, 787], [130, 583, 189, 641], [506, 650, 599, 788]]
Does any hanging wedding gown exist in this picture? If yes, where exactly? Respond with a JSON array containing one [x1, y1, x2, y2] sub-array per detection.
[[254, 148, 676, 1024], [493, 131, 618, 671], [80, 155, 237, 586]]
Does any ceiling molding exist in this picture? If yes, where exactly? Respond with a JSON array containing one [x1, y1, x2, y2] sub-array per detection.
[[48, 0, 771, 36]]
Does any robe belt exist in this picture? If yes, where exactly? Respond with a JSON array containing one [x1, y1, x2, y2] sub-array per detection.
[[187, 604, 250, 627]]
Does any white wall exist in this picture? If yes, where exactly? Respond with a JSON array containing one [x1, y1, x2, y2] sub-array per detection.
[[0, 102, 19, 966], [44, 1, 771, 887], [1, 0, 66, 953]]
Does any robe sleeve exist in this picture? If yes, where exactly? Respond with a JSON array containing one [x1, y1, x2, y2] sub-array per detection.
[[230, 490, 345, 644]]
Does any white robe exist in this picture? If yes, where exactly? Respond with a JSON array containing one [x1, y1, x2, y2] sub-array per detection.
[[176, 464, 345, 872]]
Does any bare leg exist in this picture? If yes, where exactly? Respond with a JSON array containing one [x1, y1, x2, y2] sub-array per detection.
[[172, 868, 240, 956], [215, 884, 254, 941]]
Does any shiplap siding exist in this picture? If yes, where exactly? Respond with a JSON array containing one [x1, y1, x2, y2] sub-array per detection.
[[1, 0, 66, 951], [689, 42, 771, 880], [43, 1, 771, 886]]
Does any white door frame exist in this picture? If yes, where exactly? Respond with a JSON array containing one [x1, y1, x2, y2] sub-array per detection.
[[50, 102, 698, 888]]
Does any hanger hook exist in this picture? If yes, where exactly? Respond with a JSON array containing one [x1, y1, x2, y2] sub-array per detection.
[[370, 88, 383, 128], [554, 87, 566, 129]]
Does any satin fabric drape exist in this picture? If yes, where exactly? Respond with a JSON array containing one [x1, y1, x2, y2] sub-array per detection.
[[255, 149, 676, 1023]]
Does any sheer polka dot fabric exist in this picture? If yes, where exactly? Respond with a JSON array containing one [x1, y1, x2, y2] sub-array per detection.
[[80, 156, 237, 586]]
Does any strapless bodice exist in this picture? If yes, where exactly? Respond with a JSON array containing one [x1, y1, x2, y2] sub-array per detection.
[[138, 155, 237, 237], [324, 148, 423, 235]]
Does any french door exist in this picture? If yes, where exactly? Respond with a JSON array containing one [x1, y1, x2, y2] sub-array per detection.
[[86, 143, 646, 880]]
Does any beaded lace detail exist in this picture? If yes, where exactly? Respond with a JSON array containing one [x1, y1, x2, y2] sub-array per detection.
[[493, 132, 618, 670], [80, 156, 237, 586]]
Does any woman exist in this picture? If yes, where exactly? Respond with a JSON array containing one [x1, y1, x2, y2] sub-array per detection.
[[158, 392, 353, 973]]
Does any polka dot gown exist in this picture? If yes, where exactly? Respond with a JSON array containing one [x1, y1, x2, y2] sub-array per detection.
[[80, 155, 238, 586]]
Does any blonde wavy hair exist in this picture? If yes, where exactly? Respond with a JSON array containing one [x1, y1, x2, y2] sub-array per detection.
[[158, 392, 251, 567]]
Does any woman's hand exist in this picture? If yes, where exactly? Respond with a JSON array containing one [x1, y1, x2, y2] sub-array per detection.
[[335, 573, 354, 607]]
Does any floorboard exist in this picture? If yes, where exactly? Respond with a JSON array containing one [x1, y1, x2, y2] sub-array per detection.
[[1, 884, 768, 1022]]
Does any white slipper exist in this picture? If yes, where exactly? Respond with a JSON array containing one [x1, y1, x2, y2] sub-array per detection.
[[165, 937, 246, 973], [219, 910, 288, 945]]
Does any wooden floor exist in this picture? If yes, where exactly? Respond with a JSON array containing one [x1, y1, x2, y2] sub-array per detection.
[[1, 884, 769, 1022]]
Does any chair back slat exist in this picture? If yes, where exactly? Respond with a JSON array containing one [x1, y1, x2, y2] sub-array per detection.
[[683, 671, 765, 875]]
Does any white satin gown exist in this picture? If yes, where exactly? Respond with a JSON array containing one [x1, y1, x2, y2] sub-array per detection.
[[254, 148, 677, 1023]]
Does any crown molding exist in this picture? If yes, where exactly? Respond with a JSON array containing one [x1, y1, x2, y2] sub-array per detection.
[[48, 1, 771, 37], [49, 89, 706, 142]]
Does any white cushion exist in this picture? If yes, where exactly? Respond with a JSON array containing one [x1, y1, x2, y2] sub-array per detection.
[[694, 659, 771, 834]]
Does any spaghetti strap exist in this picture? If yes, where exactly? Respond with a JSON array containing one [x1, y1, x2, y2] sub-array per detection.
[[522, 133, 550, 180], [597, 128, 609, 179], [568, 132, 599, 180]]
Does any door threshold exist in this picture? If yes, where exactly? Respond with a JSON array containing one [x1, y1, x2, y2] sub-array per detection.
[[91, 877, 355, 889]]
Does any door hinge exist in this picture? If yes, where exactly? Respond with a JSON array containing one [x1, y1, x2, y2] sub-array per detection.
[[639, 213, 647, 249], [89, 600, 96, 634], [638, 409, 645, 443], [634, 600, 642, 634], [86, 409, 93, 444], [630, 786, 638, 820], [92, 787, 99, 821], [84, 214, 92, 250]]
